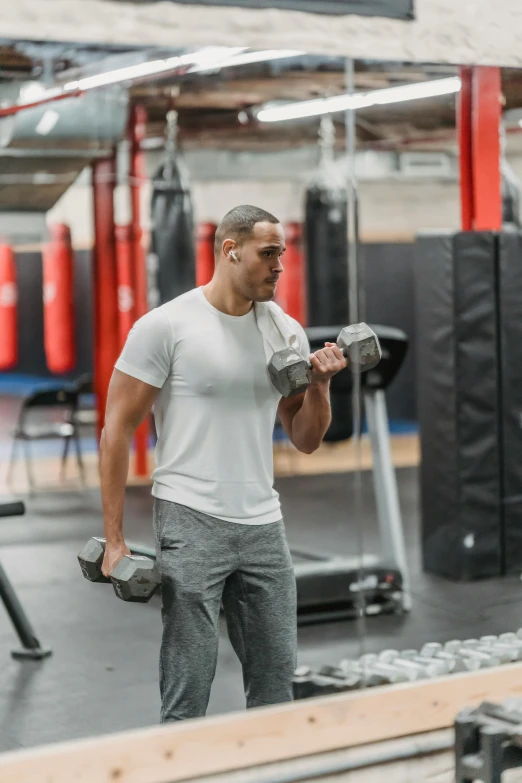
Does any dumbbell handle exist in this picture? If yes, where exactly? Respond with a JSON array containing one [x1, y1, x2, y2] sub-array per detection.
[[305, 340, 348, 370]]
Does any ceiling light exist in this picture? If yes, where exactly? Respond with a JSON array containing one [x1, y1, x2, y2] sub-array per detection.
[[189, 49, 305, 73], [62, 47, 246, 92], [257, 76, 462, 123], [35, 109, 60, 136]]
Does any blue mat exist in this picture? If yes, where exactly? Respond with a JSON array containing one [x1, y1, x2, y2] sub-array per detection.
[[0, 374, 70, 397]]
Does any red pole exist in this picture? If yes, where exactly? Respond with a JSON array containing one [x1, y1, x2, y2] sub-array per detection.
[[458, 67, 474, 232], [472, 67, 502, 231], [129, 104, 149, 476], [196, 223, 216, 286], [92, 156, 119, 442], [115, 224, 135, 351], [458, 66, 502, 232], [277, 223, 307, 325]]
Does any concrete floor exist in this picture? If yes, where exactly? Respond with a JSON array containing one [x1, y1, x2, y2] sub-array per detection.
[[0, 470, 521, 752]]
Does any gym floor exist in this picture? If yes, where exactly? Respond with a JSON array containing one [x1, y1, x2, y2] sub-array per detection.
[[1, 466, 521, 753]]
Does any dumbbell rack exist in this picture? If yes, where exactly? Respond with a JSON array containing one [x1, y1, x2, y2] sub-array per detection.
[[0, 501, 52, 660], [455, 700, 522, 783], [293, 630, 522, 699]]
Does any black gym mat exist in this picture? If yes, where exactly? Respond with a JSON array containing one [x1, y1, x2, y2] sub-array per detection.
[[0, 470, 520, 751]]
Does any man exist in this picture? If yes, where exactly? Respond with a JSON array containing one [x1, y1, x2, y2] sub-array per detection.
[[100, 205, 347, 722]]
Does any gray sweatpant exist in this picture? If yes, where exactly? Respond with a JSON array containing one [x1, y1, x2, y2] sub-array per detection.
[[152, 499, 297, 722]]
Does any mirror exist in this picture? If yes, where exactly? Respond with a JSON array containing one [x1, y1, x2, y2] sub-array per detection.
[[0, 33, 521, 750]]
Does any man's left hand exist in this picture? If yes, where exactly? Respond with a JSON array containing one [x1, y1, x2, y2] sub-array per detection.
[[309, 342, 347, 386]]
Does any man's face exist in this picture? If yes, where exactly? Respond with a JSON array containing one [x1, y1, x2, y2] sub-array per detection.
[[233, 221, 285, 302]]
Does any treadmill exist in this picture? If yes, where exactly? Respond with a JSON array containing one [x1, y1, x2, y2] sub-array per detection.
[[129, 324, 411, 625], [290, 324, 411, 624]]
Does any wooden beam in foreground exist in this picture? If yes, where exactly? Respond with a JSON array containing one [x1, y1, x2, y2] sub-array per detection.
[[2, 663, 522, 783]]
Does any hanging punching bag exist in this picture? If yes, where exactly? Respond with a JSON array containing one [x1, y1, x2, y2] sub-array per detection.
[[305, 116, 349, 327], [277, 222, 306, 325], [149, 111, 195, 304], [42, 223, 76, 374], [0, 244, 18, 370]]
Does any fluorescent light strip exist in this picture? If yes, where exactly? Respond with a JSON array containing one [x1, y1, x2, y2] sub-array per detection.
[[257, 76, 462, 123], [189, 49, 305, 73], [62, 47, 246, 92], [60, 47, 303, 94]]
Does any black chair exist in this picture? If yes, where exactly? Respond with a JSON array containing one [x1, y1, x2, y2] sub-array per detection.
[[7, 386, 83, 491], [61, 374, 97, 478]]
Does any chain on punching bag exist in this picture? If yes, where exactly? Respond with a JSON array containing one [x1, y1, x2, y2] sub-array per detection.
[[148, 110, 196, 306], [305, 115, 349, 327]]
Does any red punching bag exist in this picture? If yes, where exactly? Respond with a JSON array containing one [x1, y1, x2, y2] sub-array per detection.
[[277, 222, 307, 325], [115, 224, 135, 350], [42, 223, 76, 374], [196, 223, 216, 287], [0, 244, 18, 370]]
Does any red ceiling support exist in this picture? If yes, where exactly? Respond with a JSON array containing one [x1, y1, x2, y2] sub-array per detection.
[[92, 155, 119, 442], [458, 66, 502, 231], [129, 104, 150, 477]]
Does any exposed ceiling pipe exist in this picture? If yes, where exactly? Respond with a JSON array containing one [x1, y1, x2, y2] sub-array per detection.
[[0, 88, 83, 118]]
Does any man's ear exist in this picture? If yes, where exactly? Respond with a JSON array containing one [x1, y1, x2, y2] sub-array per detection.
[[222, 239, 238, 260]]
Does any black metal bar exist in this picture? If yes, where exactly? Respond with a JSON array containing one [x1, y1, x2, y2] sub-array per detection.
[[0, 501, 25, 517], [0, 501, 52, 660]]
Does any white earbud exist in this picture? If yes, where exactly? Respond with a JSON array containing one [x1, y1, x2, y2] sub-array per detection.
[[229, 250, 239, 261]]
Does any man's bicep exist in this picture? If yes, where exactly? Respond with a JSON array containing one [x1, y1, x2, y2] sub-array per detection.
[[104, 369, 161, 432], [277, 394, 305, 439]]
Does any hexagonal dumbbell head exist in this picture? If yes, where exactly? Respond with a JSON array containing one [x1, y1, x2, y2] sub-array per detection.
[[337, 323, 381, 373], [77, 537, 111, 583], [110, 555, 161, 603], [268, 347, 311, 398]]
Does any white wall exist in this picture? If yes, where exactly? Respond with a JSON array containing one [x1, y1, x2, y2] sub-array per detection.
[[5, 0, 522, 68], [44, 145, 522, 246], [46, 165, 464, 247]]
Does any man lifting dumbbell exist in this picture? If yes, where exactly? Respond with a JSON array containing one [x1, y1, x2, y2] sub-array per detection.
[[98, 204, 378, 723]]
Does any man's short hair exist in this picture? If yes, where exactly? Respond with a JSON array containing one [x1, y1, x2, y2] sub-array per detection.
[[214, 205, 280, 256]]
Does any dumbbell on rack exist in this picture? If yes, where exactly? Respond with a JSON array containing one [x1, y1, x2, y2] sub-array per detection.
[[268, 323, 381, 398], [77, 537, 160, 603], [455, 699, 522, 783]]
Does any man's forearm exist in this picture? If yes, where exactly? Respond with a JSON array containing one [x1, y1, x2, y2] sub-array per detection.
[[99, 426, 133, 544], [290, 381, 331, 454]]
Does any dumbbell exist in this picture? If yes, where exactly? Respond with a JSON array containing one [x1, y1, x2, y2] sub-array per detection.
[[77, 537, 160, 603], [379, 648, 449, 678], [268, 322, 382, 398], [343, 654, 415, 684], [444, 640, 501, 669], [292, 666, 361, 699]]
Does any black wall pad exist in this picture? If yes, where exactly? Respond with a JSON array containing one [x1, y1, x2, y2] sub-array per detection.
[[415, 231, 503, 580], [498, 233, 522, 573]]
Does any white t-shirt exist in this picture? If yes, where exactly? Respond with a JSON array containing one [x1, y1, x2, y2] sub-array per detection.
[[115, 287, 309, 525]]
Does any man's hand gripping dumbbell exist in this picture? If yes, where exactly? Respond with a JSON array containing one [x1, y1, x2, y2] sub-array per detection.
[[77, 537, 160, 603], [268, 323, 381, 398]]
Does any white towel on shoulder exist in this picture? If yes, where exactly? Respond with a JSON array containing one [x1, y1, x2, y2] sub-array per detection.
[[254, 301, 303, 364]]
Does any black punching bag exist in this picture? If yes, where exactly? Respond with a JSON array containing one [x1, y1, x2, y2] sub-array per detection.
[[305, 117, 349, 326], [305, 186, 348, 326], [149, 110, 195, 306]]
